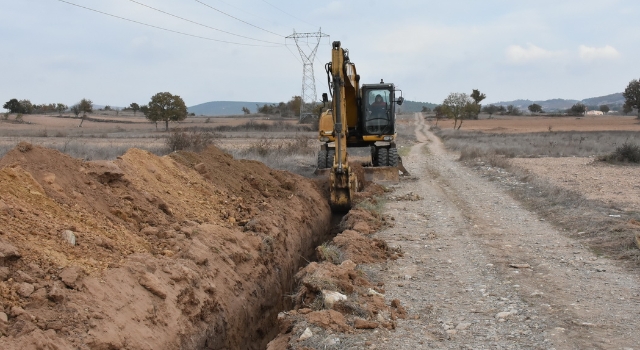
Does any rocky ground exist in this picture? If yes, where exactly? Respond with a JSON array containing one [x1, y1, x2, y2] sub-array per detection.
[[274, 113, 640, 349]]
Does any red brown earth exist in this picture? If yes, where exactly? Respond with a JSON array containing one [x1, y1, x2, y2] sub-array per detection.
[[0, 142, 333, 349]]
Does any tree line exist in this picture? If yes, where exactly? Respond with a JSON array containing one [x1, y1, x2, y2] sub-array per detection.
[[422, 78, 640, 130], [3, 92, 191, 130]]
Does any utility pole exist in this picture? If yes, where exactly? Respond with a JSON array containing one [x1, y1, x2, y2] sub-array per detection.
[[286, 29, 329, 120]]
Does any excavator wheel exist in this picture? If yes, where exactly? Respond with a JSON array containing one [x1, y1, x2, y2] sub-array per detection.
[[317, 150, 328, 169], [327, 149, 335, 168], [370, 145, 378, 166], [377, 148, 389, 167], [388, 147, 399, 167]]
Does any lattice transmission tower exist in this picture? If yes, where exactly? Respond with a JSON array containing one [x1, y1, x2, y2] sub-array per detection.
[[286, 29, 329, 120]]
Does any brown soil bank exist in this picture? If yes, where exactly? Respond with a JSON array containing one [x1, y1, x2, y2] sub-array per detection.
[[0, 142, 331, 349]]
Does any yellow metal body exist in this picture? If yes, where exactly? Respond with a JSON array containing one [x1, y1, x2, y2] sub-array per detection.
[[327, 43, 359, 212]]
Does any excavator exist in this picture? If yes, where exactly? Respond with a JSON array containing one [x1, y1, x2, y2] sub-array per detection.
[[316, 41, 406, 211]]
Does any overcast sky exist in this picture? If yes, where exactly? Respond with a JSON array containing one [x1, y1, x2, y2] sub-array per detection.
[[1, 0, 639, 107]]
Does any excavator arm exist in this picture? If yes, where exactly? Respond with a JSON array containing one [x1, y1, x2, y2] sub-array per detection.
[[328, 41, 359, 211]]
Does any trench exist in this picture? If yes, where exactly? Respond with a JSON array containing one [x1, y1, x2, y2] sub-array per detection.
[[195, 210, 346, 350]]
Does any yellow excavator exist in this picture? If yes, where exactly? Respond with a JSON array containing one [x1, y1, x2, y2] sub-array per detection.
[[316, 41, 406, 211]]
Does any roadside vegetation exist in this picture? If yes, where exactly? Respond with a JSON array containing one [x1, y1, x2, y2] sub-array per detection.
[[433, 128, 639, 159], [432, 127, 640, 263]]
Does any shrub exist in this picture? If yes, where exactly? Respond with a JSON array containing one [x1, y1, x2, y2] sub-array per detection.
[[317, 243, 344, 264], [166, 130, 217, 152], [599, 143, 640, 163]]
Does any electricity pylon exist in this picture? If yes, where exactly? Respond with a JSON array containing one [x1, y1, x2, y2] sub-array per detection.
[[286, 29, 329, 120]]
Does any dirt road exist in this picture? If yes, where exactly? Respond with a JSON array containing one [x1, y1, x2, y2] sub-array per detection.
[[366, 114, 640, 349]]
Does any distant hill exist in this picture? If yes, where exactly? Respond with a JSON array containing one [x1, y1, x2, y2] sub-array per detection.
[[188, 101, 272, 116], [398, 100, 438, 113], [188, 99, 438, 116], [491, 93, 625, 112]]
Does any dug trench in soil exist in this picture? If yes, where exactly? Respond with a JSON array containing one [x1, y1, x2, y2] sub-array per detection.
[[0, 142, 333, 349], [266, 178, 412, 350]]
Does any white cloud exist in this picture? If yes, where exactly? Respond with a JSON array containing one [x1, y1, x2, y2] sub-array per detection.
[[505, 44, 564, 64], [579, 45, 620, 61]]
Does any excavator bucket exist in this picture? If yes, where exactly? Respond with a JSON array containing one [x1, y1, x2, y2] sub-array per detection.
[[363, 166, 400, 183]]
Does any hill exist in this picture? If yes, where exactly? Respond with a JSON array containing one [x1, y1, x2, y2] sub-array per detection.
[[491, 93, 625, 112], [398, 100, 438, 113], [188, 101, 271, 116]]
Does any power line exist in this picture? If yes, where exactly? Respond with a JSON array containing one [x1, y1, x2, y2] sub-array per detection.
[[54, 0, 280, 47], [261, 0, 317, 28], [193, 0, 284, 37], [210, 0, 275, 25], [126, 0, 283, 45]]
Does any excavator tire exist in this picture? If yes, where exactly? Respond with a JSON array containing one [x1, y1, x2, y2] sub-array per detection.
[[388, 147, 399, 167], [317, 150, 328, 169], [327, 149, 335, 168], [377, 148, 389, 167]]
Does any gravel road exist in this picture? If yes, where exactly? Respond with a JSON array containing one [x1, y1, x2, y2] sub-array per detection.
[[356, 113, 640, 349]]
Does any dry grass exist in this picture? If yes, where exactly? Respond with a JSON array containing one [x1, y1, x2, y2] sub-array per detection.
[[219, 135, 317, 176], [204, 120, 313, 132], [434, 129, 639, 158]]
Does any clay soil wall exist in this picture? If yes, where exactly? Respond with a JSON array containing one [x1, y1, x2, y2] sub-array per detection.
[[0, 142, 331, 349]]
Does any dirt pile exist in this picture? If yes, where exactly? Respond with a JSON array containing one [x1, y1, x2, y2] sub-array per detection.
[[0, 142, 331, 349], [268, 194, 406, 350]]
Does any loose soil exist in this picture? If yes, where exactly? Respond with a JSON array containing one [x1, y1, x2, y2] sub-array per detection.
[[510, 157, 640, 211], [0, 142, 332, 349]]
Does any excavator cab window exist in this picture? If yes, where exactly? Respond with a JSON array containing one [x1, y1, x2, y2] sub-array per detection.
[[364, 89, 392, 134]]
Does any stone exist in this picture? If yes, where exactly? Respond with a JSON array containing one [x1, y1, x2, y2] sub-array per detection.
[[0, 267, 9, 281], [496, 311, 513, 319], [17, 282, 35, 297], [194, 163, 207, 174], [322, 290, 347, 309], [59, 266, 80, 288], [340, 260, 356, 270], [61, 230, 76, 246], [14, 270, 35, 283], [0, 312, 7, 323], [48, 282, 65, 302], [30, 287, 48, 301], [367, 288, 384, 297], [10, 306, 25, 317], [299, 327, 313, 341], [46, 321, 64, 330], [140, 226, 160, 236], [0, 238, 21, 262], [139, 273, 167, 299], [354, 318, 379, 329], [509, 263, 531, 269], [456, 322, 471, 330]]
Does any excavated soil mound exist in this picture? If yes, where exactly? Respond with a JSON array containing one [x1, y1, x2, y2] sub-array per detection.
[[268, 201, 406, 349], [0, 142, 331, 349]]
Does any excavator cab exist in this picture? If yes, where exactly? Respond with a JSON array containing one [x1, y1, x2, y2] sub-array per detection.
[[362, 86, 395, 135]]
